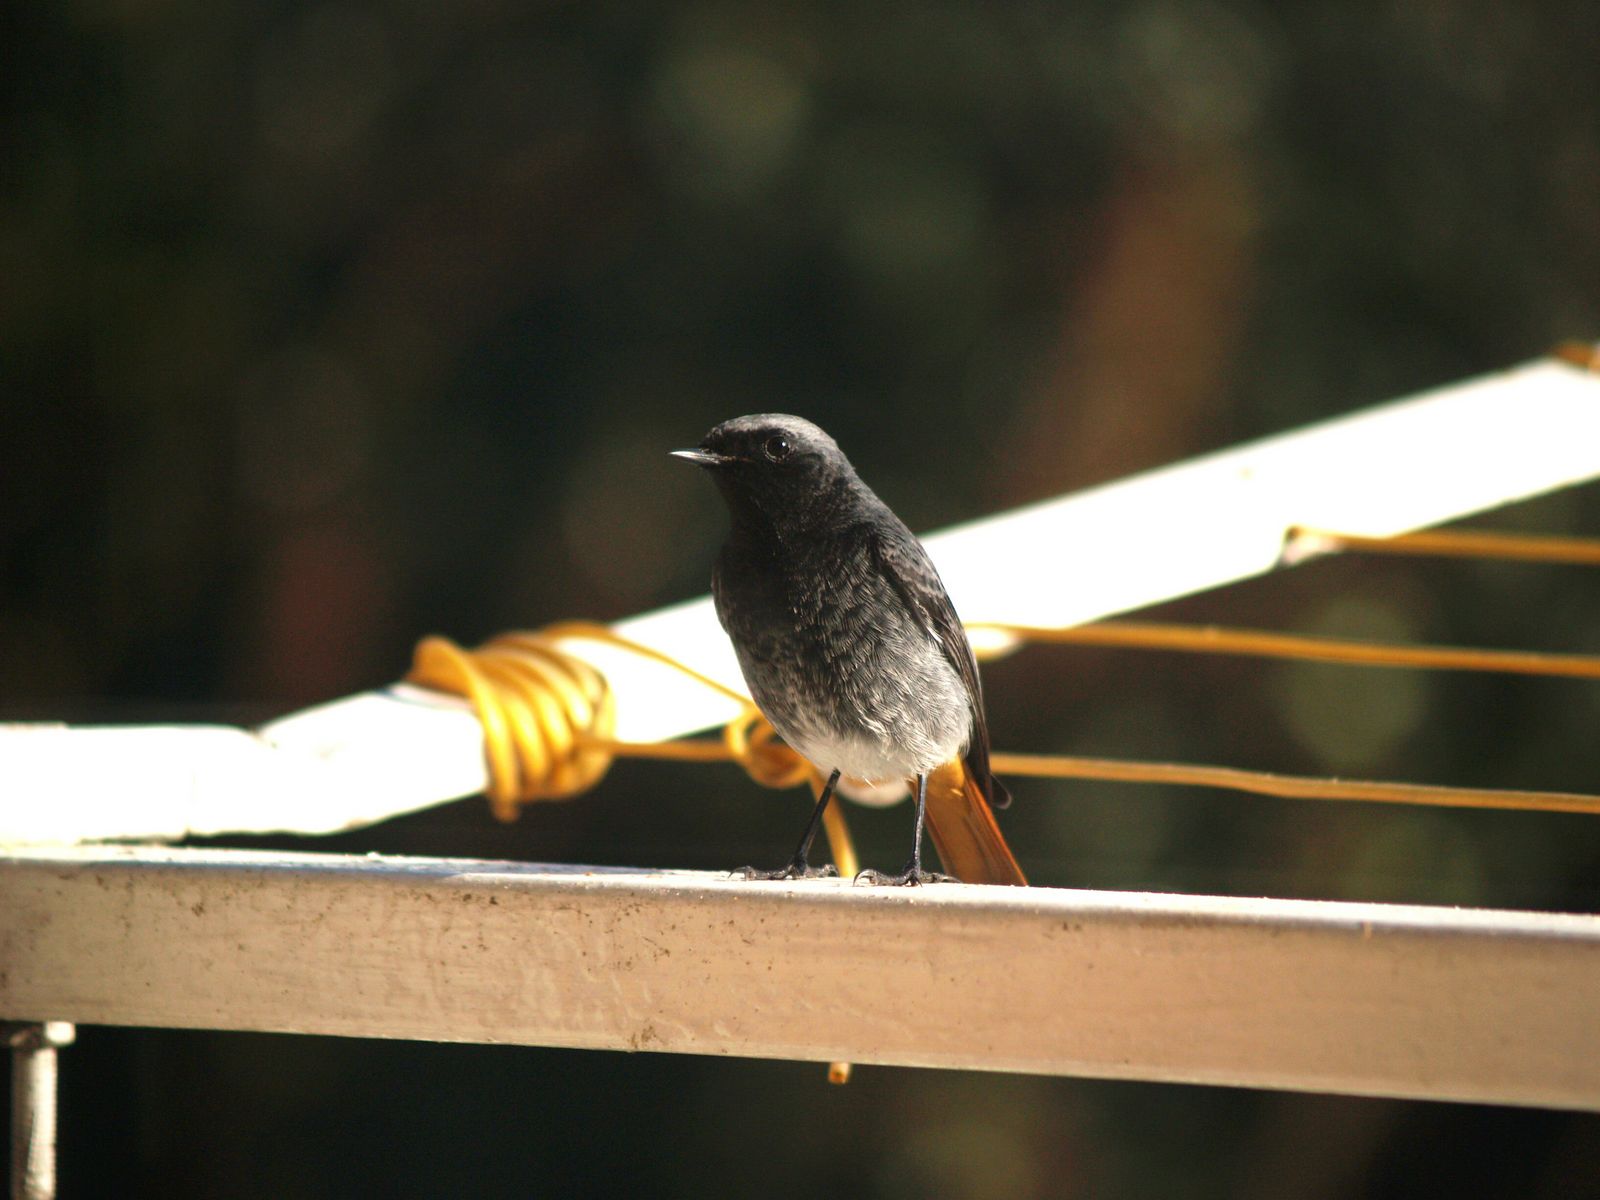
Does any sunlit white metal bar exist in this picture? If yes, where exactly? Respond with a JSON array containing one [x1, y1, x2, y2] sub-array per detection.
[[3, 845, 1599, 1110], [3, 353, 1598, 842]]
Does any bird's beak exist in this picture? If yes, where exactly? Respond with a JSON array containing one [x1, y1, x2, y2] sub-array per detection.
[[671, 448, 730, 468]]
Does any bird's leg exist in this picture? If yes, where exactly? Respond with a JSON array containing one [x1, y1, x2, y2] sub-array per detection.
[[736, 768, 842, 881], [856, 773, 956, 886]]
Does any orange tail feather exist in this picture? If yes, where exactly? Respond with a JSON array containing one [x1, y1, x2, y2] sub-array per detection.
[[923, 759, 1027, 885]]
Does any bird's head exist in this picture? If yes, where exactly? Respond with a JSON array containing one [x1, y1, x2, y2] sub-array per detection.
[[673, 413, 858, 525]]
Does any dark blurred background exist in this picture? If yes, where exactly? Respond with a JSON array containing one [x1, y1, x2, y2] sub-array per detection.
[[5, 0, 1600, 1196]]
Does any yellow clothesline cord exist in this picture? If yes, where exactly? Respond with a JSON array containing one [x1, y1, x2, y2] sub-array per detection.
[[970, 620, 1600, 679], [987, 753, 1600, 816], [1554, 340, 1600, 373], [405, 613, 1600, 833], [401, 520, 1600, 829], [1283, 524, 1600, 568]]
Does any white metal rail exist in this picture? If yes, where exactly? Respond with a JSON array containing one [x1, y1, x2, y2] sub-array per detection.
[[5, 845, 1600, 1111]]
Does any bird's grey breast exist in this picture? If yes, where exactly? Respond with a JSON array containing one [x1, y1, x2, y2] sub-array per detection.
[[713, 523, 971, 781]]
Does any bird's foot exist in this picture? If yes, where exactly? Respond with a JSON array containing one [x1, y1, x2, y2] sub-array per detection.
[[733, 859, 838, 882], [853, 862, 957, 887]]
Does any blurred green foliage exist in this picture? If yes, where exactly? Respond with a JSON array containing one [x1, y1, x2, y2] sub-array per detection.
[[5, 0, 1600, 1196]]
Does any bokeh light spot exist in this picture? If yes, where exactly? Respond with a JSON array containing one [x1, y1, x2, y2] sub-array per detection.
[[1275, 593, 1432, 773]]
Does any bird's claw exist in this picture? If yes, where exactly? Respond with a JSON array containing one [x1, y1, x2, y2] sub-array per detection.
[[733, 860, 838, 882], [853, 864, 956, 887]]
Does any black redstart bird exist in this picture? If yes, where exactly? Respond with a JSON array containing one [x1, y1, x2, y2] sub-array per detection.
[[673, 414, 1025, 886]]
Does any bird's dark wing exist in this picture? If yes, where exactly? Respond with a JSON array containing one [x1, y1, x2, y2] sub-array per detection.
[[867, 520, 1011, 810]]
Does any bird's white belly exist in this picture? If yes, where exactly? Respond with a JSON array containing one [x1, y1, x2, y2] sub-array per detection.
[[784, 722, 966, 784]]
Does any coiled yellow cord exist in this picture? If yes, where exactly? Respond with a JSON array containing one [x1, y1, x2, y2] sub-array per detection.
[[405, 620, 856, 873]]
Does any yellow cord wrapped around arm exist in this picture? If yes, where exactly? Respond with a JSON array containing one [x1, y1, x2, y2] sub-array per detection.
[[403, 622, 857, 875]]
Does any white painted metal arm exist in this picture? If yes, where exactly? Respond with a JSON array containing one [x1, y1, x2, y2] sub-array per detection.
[[3, 354, 1598, 843], [3, 845, 1599, 1110]]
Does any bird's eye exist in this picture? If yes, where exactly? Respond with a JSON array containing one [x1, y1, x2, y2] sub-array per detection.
[[762, 435, 792, 463]]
